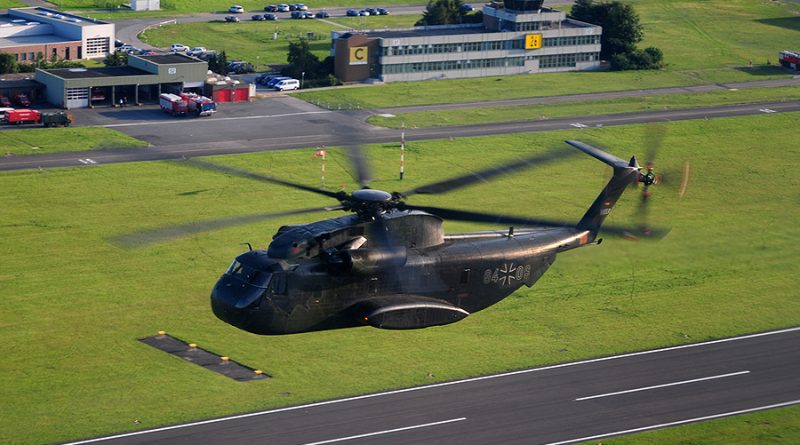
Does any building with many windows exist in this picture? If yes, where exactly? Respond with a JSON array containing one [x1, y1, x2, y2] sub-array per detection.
[[0, 7, 114, 64], [332, 0, 601, 82]]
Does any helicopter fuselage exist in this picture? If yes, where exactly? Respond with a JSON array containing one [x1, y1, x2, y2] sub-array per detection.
[[211, 211, 593, 335]]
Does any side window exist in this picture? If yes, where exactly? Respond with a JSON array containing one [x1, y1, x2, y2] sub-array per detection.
[[460, 269, 470, 284]]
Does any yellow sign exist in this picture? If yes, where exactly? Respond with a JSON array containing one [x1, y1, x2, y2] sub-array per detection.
[[525, 34, 543, 50], [349, 46, 368, 65]]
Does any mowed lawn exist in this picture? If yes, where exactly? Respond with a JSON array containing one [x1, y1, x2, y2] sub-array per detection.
[[0, 127, 148, 156], [1, 113, 799, 444], [50, 0, 424, 12], [295, 0, 800, 108], [140, 15, 420, 70]]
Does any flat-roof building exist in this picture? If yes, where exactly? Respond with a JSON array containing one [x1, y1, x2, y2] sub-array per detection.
[[333, 0, 601, 82], [0, 7, 114, 63], [36, 53, 208, 108]]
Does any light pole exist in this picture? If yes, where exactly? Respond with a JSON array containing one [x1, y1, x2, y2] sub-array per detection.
[[301, 71, 305, 89]]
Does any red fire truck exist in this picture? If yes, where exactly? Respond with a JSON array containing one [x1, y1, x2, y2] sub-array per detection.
[[3, 109, 41, 124], [779, 50, 799, 70], [159, 93, 189, 116], [179, 92, 217, 116]]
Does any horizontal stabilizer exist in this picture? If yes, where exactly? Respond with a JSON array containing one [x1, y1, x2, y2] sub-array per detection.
[[565, 140, 636, 169]]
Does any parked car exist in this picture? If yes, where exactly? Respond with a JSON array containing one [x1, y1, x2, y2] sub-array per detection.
[[229, 5, 244, 13], [296, 3, 307, 10], [365, 7, 379, 15], [377, 7, 389, 15], [14, 94, 31, 107], [264, 13, 277, 19], [346, 8, 358, 16], [0, 96, 11, 107], [461, 3, 474, 11], [291, 10, 314, 18], [251, 14, 265, 20], [41, 111, 72, 128], [314, 10, 329, 18], [187, 47, 207, 56], [276, 3, 290, 11], [114, 39, 124, 48], [225, 15, 240, 22], [118, 44, 134, 52], [170, 43, 189, 52], [274, 78, 300, 91], [358, 9, 370, 16], [228, 61, 255, 74], [266, 76, 291, 88], [264, 4, 278, 11]]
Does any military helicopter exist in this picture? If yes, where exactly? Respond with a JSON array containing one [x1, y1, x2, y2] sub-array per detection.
[[116, 140, 672, 335]]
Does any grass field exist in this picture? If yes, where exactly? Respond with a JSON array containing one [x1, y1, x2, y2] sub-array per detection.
[[139, 15, 420, 70], [50, 0, 425, 12], [295, 0, 800, 108], [0, 127, 148, 156], [367, 85, 800, 128], [0, 0, 26, 8], [1, 112, 799, 444], [605, 403, 800, 444]]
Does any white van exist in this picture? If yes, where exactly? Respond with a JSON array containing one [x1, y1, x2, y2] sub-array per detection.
[[274, 79, 300, 91]]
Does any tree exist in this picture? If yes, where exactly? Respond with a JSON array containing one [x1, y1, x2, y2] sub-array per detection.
[[103, 51, 128, 67], [571, 0, 642, 59], [282, 39, 338, 88], [415, 0, 472, 26], [0, 53, 17, 74], [571, 0, 660, 71]]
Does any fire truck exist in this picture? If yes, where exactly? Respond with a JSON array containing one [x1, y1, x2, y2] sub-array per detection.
[[179, 92, 217, 116], [159, 93, 189, 116], [779, 50, 799, 71], [3, 109, 41, 124]]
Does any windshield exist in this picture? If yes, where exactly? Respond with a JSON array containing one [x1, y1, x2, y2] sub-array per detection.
[[226, 260, 272, 288]]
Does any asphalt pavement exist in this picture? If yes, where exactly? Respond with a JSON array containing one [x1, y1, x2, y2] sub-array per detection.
[[63, 326, 800, 444]]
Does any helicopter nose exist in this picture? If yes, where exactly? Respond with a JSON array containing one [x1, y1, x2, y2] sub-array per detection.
[[210, 275, 271, 332]]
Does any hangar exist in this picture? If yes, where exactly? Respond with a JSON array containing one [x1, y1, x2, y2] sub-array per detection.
[[35, 53, 208, 108], [332, 0, 602, 82]]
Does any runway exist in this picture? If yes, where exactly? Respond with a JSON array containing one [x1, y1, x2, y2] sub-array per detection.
[[1, 100, 798, 172], [65, 326, 800, 444]]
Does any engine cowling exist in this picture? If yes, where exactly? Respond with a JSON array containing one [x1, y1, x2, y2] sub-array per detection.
[[327, 248, 407, 275]]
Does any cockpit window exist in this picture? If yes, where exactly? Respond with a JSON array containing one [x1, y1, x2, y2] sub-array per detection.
[[225, 260, 271, 288]]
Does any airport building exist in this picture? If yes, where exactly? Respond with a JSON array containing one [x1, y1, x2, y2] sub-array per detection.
[[0, 7, 114, 63], [35, 54, 208, 108], [332, 0, 602, 82]]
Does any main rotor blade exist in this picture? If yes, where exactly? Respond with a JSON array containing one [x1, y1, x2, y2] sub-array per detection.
[[179, 158, 343, 200], [403, 205, 577, 229], [399, 148, 578, 197], [346, 145, 373, 189], [109, 205, 344, 249], [405, 205, 670, 239]]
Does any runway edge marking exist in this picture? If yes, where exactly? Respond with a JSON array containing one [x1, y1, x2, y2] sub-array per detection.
[[544, 399, 800, 445], [62, 325, 800, 445], [575, 370, 751, 401]]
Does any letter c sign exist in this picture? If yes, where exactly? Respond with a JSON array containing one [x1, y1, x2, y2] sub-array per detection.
[[349, 46, 368, 65]]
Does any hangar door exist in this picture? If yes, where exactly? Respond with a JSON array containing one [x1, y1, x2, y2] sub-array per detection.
[[66, 87, 89, 109]]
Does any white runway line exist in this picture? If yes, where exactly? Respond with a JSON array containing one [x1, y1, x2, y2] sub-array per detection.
[[102, 111, 332, 128], [545, 399, 800, 445], [575, 370, 751, 401], [299, 417, 467, 445]]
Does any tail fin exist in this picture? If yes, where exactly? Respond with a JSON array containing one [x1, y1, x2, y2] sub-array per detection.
[[565, 140, 642, 235]]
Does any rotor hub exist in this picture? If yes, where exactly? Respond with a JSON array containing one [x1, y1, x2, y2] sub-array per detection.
[[352, 189, 393, 203]]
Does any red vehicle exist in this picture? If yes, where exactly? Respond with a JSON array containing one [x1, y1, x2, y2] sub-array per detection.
[[159, 93, 188, 116], [779, 50, 799, 70], [14, 94, 31, 107], [3, 108, 41, 124], [179, 92, 217, 116]]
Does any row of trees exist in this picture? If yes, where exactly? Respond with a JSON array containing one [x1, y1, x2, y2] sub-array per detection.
[[0, 53, 84, 74], [570, 0, 664, 70]]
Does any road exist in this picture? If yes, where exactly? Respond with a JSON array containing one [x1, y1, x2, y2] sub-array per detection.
[[2, 99, 798, 172], [63, 326, 800, 444]]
